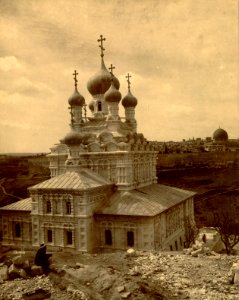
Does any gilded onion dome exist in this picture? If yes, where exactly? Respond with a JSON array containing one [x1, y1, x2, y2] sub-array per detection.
[[68, 88, 85, 106], [62, 131, 83, 145], [87, 59, 119, 95], [122, 73, 137, 108], [104, 80, 122, 103], [122, 90, 137, 108]]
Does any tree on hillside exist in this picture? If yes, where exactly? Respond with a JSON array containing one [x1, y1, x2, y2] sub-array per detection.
[[184, 216, 199, 248], [213, 211, 239, 255]]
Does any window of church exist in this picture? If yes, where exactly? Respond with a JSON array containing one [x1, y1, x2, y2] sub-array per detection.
[[47, 229, 53, 243], [66, 201, 72, 214], [46, 201, 52, 213], [66, 230, 73, 245], [180, 236, 182, 247], [105, 229, 112, 245], [98, 101, 102, 111], [127, 231, 134, 247], [15, 223, 21, 238], [175, 240, 178, 250]]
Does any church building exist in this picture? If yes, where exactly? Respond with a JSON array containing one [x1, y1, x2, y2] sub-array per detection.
[[0, 36, 195, 252]]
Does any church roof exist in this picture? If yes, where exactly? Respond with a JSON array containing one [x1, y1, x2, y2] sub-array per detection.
[[29, 170, 112, 191], [0, 198, 32, 212], [95, 184, 195, 217]]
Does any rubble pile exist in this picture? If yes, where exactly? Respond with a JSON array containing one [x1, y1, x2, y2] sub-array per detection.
[[131, 251, 239, 299], [0, 249, 239, 299], [183, 240, 219, 257]]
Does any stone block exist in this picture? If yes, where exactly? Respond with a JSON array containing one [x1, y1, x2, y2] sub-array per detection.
[[191, 248, 202, 257], [8, 264, 21, 280], [0, 264, 8, 281], [19, 268, 27, 279], [126, 248, 137, 257], [12, 255, 25, 268], [31, 265, 44, 276], [116, 286, 125, 293], [121, 291, 131, 299], [76, 262, 85, 268]]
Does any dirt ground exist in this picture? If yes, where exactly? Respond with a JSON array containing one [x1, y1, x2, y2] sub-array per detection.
[[0, 249, 239, 300]]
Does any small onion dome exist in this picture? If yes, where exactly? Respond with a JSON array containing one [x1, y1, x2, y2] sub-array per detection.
[[89, 100, 95, 111], [82, 133, 96, 145], [122, 90, 137, 108], [62, 131, 83, 145], [104, 81, 122, 103], [213, 127, 228, 141], [87, 59, 120, 96], [68, 88, 85, 106]]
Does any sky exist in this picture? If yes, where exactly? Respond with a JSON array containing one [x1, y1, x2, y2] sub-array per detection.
[[0, 0, 238, 153]]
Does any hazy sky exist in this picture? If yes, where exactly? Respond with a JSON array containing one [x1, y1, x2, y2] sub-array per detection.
[[0, 0, 238, 153]]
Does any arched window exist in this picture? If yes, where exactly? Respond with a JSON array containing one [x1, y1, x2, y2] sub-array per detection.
[[98, 101, 102, 111], [46, 200, 51, 213], [47, 229, 53, 243], [127, 231, 134, 247], [66, 201, 71, 214], [105, 229, 112, 245], [15, 223, 21, 238]]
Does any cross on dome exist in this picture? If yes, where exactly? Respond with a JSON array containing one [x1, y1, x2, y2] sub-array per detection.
[[97, 34, 106, 58], [126, 73, 132, 91], [73, 70, 78, 88], [108, 64, 115, 75]]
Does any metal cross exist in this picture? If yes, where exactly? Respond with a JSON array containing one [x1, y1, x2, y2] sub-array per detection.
[[73, 70, 78, 88], [108, 64, 115, 75], [97, 34, 106, 57], [126, 73, 132, 90]]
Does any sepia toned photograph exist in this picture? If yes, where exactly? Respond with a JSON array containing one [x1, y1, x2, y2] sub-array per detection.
[[0, 0, 238, 299]]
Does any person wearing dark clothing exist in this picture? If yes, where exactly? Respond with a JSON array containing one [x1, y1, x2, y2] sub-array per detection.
[[34, 243, 52, 271]]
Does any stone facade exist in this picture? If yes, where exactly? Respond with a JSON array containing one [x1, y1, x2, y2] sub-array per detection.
[[0, 36, 196, 252]]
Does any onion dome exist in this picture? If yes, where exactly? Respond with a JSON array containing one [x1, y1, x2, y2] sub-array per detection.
[[104, 80, 122, 103], [122, 90, 137, 108], [68, 88, 85, 106], [213, 127, 228, 141], [62, 131, 83, 145], [82, 133, 96, 145], [87, 59, 120, 96], [89, 100, 95, 111]]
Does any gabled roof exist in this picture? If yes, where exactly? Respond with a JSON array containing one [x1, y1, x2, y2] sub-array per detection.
[[95, 184, 195, 217], [29, 170, 112, 191], [0, 198, 31, 212]]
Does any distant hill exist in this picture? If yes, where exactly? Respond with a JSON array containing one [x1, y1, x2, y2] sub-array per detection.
[[0, 154, 50, 207]]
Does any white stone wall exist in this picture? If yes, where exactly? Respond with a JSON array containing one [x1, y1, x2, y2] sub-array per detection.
[[1, 212, 32, 247]]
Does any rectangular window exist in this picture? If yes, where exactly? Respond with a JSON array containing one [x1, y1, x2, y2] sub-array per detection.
[[170, 245, 173, 251], [175, 240, 178, 251], [66, 230, 73, 245], [105, 229, 112, 245], [127, 231, 134, 247], [15, 223, 21, 238], [47, 229, 53, 243]]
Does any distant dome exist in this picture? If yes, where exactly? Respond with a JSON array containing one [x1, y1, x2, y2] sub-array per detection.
[[104, 81, 121, 103], [87, 59, 120, 96], [62, 131, 83, 145], [68, 88, 85, 106], [122, 90, 137, 108], [213, 128, 228, 141]]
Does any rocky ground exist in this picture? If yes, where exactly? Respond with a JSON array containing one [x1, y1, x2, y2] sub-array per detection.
[[0, 248, 239, 300]]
